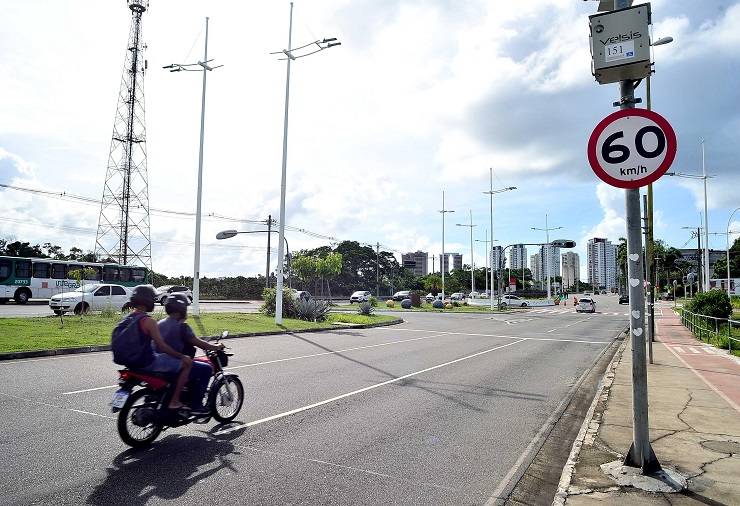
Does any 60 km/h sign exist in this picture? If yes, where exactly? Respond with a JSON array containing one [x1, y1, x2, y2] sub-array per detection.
[[587, 108, 677, 189]]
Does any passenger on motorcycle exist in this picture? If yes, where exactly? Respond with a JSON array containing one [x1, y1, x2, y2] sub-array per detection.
[[158, 293, 225, 415], [125, 285, 193, 412]]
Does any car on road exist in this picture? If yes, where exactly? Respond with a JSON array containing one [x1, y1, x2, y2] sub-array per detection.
[[583, 291, 592, 296], [424, 293, 435, 303], [49, 283, 131, 315], [619, 294, 629, 304], [576, 297, 596, 313], [659, 292, 674, 301], [155, 285, 193, 305], [499, 294, 528, 307], [349, 290, 371, 303], [392, 290, 411, 301], [450, 292, 465, 301]]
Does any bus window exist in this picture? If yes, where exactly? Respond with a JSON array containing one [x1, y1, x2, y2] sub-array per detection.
[[131, 268, 146, 283], [103, 266, 119, 282], [14, 260, 31, 279], [0, 259, 11, 282], [33, 263, 50, 278], [67, 265, 83, 278], [85, 267, 102, 281], [119, 268, 132, 283], [51, 264, 67, 280]]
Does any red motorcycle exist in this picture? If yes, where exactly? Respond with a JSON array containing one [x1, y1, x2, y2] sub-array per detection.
[[111, 331, 244, 447]]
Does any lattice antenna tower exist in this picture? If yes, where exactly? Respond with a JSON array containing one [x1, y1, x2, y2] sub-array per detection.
[[95, 0, 152, 270]]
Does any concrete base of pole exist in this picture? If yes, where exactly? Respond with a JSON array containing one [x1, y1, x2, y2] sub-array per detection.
[[623, 440, 661, 474], [602, 460, 686, 493]]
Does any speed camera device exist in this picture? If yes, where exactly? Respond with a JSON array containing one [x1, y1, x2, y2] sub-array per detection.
[[589, 3, 651, 84]]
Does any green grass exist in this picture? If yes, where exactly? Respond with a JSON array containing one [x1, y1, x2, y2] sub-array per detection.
[[0, 311, 398, 354]]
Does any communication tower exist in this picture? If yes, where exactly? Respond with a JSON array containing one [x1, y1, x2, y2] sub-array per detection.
[[95, 0, 152, 270]]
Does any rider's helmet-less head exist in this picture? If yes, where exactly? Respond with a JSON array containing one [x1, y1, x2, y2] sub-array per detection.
[[164, 293, 189, 318], [130, 285, 157, 312]]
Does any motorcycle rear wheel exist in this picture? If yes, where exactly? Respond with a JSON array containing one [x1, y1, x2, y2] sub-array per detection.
[[117, 388, 163, 448], [209, 375, 244, 423]]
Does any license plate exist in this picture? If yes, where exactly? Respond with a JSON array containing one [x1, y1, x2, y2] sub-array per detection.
[[111, 389, 129, 410]]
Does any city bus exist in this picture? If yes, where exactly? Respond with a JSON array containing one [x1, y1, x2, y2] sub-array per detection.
[[0, 256, 149, 304]]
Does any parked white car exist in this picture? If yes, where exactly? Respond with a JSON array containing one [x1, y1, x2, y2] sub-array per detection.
[[155, 285, 193, 305], [49, 284, 132, 315], [350, 290, 371, 303]]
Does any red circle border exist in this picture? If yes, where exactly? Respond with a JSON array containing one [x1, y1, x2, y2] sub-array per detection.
[[587, 108, 677, 190]]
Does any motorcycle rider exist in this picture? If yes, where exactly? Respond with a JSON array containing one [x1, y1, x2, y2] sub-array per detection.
[[127, 285, 193, 413], [158, 293, 225, 415]]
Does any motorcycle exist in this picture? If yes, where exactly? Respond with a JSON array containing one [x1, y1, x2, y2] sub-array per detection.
[[111, 331, 244, 448]]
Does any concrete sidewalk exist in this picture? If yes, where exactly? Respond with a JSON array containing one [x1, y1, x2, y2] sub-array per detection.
[[556, 310, 740, 505]]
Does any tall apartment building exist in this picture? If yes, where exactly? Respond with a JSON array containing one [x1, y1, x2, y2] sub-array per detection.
[[402, 251, 428, 277], [439, 254, 450, 273], [561, 251, 580, 290], [587, 238, 618, 291], [539, 244, 561, 278], [491, 246, 505, 271], [530, 253, 542, 282], [508, 244, 527, 270], [451, 253, 463, 271]]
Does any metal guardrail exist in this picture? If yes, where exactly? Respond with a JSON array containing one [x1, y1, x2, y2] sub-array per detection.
[[678, 308, 740, 353]]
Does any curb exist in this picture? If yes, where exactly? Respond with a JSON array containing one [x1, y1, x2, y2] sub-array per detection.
[[0, 317, 404, 362], [552, 329, 630, 506]]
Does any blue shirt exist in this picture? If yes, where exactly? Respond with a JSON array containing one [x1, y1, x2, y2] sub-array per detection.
[[156, 318, 196, 353]]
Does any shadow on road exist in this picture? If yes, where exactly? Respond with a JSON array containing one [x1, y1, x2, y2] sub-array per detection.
[[87, 429, 240, 505]]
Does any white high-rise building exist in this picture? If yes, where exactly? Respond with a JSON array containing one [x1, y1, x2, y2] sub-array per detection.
[[539, 244, 561, 278], [491, 246, 505, 271], [402, 251, 428, 277], [561, 252, 580, 290], [530, 253, 542, 282], [508, 244, 527, 270], [587, 238, 618, 291]]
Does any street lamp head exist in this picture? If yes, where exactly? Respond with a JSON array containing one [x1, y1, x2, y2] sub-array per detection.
[[216, 230, 238, 240], [652, 36, 674, 46], [321, 38, 338, 43]]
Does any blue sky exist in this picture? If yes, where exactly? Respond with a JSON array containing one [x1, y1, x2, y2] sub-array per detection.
[[1, 0, 739, 279]]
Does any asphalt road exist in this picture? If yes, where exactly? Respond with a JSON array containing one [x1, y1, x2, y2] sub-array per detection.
[[0, 300, 261, 318], [0, 296, 628, 505]]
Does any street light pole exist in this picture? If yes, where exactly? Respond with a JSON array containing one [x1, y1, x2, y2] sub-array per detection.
[[439, 191, 454, 301], [456, 211, 476, 295], [483, 169, 516, 309], [476, 231, 489, 296], [701, 139, 711, 292], [531, 215, 563, 300]]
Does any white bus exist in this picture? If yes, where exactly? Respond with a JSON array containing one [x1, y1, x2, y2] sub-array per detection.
[[0, 256, 149, 304]]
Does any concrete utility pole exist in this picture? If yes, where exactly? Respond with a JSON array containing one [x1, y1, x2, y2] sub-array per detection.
[[439, 191, 454, 301], [476, 231, 489, 296], [376, 242, 380, 297], [642, 195, 653, 365], [266, 214, 272, 288], [532, 214, 562, 300], [701, 139, 711, 292], [620, 75, 660, 474], [728, 208, 740, 297], [456, 211, 476, 295]]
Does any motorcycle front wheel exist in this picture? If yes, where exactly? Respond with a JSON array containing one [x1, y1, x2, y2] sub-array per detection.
[[117, 388, 163, 448], [209, 375, 244, 423]]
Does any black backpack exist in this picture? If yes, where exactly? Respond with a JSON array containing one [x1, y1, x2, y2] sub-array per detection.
[[111, 312, 153, 368]]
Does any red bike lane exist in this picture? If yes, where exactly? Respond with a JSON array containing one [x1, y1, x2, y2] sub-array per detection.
[[656, 310, 740, 415]]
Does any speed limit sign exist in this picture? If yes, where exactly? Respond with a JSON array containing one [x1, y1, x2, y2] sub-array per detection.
[[587, 109, 677, 189]]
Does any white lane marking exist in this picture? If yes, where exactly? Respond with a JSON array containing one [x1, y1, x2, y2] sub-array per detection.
[[393, 328, 610, 345], [0, 352, 110, 366], [62, 333, 450, 395], [63, 384, 119, 395], [0, 391, 115, 420], [226, 333, 449, 371], [230, 443, 458, 492], [213, 339, 528, 436], [674, 346, 684, 354], [689, 347, 701, 354], [546, 316, 594, 333]]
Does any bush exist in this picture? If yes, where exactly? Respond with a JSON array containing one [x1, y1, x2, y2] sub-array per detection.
[[369, 296, 378, 307], [432, 300, 444, 309], [385, 299, 395, 308], [688, 290, 732, 319], [358, 301, 374, 316], [260, 288, 297, 318], [452, 301, 461, 307], [444, 302, 453, 309], [400, 299, 412, 309], [409, 290, 423, 307], [294, 298, 330, 322]]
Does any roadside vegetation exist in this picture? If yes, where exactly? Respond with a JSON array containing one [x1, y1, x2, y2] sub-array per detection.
[[0, 311, 398, 354], [679, 291, 740, 357]]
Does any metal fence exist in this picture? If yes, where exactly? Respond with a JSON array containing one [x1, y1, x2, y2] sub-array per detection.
[[679, 308, 740, 353]]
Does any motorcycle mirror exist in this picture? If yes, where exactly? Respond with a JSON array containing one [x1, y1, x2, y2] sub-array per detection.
[[221, 331, 229, 339]]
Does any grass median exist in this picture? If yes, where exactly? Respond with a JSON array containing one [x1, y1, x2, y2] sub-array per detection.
[[0, 311, 398, 354]]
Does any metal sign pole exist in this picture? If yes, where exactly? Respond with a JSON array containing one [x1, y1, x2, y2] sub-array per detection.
[[642, 194, 654, 364], [620, 79, 660, 473]]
